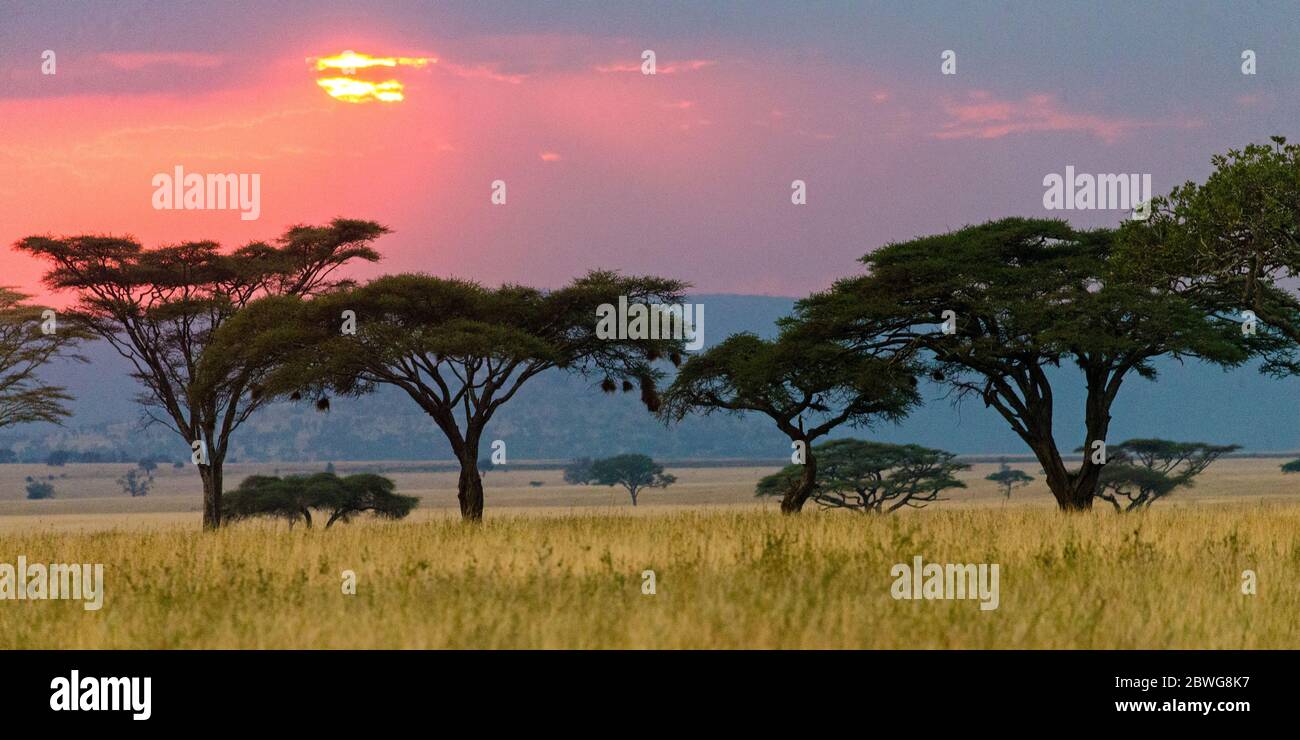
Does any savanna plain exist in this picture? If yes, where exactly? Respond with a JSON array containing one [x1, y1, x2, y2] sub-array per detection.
[[2, 458, 1297, 649]]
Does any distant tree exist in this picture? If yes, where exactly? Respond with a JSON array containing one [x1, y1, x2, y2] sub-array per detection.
[[325, 461, 336, 475], [563, 457, 594, 485], [587, 454, 676, 506], [223, 472, 415, 528], [172, 461, 185, 470], [224, 474, 316, 528], [25, 480, 55, 499], [16, 219, 387, 529], [44, 450, 69, 466], [986, 462, 1034, 500], [117, 466, 154, 497], [321, 473, 418, 528], [528, 481, 544, 488], [660, 325, 919, 513], [1281, 459, 1300, 474], [0, 449, 15, 464], [756, 439, 967, 513], [1093, 438, 1239, 512], [137, 459, 158, 474], [200, 271, 687, 521], [477, 456, 503, 476]]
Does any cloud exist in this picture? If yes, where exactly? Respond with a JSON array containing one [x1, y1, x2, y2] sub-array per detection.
[[594, 59, 716, 75], [934, 91, 1199, 143], [438, 62, 528, 84], [99, 52, 224, 71], [539, 151, 562, 162]]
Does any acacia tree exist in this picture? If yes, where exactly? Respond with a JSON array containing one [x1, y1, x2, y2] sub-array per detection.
[[985, 462, 1034, 500], [0, 288, 88, 429], [587, 454, 676, 506], [1094, 438, 1238, 512], [756, 438, 967, 513], [14, 219, 386, 528], [1121, 138, 1300, 338], [659, 326, 919, 514], [224, 474, 318, 528], [1117, 138, 1300, 382], [223, 472, 415, 528], [799, 218, 1247, 511], [117, 466, 155, 497], [199, 271, 687, 520]]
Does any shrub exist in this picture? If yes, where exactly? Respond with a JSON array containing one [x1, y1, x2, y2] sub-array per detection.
[[25, 480, 55, 499]]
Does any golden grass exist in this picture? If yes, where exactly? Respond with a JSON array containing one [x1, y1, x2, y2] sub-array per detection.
[[4, 504, 1298, 649]]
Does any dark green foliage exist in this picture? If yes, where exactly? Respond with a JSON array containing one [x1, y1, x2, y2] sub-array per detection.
[[563, 457, 594, 485], [756, 438, 967, 513], [1281, 459, 1300, 474], [321, 473, 418, 527], [25, 480, 55, 499], [222, 472, 417, 528], [117, 466, 154, 497], [199, 270, 689, 521], [586, 453, 676, 506], [15, 219, 386, 530], [985, 462, 1034, 499], [1117, 137, 1300, 367], [1094, 438, 1239, 512], [659, 323, 920, 513], [799, 217, 1248, 511], [0, 287, 89, 433]]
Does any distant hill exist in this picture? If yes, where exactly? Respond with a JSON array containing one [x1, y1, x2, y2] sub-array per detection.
[[3, 294, 1296, 462]]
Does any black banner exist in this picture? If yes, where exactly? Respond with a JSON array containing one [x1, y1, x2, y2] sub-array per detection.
[[0, 649, 1285, 728]]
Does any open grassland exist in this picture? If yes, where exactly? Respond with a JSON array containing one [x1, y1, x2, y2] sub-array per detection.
[[1, 456, 1298, 531], [3, 504, 1298, 649]]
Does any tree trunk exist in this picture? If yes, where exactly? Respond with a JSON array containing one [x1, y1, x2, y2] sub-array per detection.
[[457, 456, 485, 521], [1035, 444, 1098, 511], [629, 487, 639, 506], [780, 450, 817, 513], [199, 463, 223, 530]]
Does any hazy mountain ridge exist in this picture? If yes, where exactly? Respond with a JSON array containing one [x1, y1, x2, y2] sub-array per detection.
[[2, 295, 1295, 462]]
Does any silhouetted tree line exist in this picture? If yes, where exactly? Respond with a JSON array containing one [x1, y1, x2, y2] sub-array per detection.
[[5, 139, 1297, 526]]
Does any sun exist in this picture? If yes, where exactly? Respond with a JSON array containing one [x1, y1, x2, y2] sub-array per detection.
[[307, 50, 437, 103]]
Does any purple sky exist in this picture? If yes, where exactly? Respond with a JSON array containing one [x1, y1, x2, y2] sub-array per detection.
[[2, 0, 1297, 297]]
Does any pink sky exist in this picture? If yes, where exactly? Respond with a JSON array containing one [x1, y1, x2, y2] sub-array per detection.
[[1, 4, 1291, 302]]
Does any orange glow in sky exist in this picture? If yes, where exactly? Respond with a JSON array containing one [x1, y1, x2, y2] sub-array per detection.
[[311, 50, 436, 71], [309, 50, 436, 103], [316, 76, 406, 102]]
